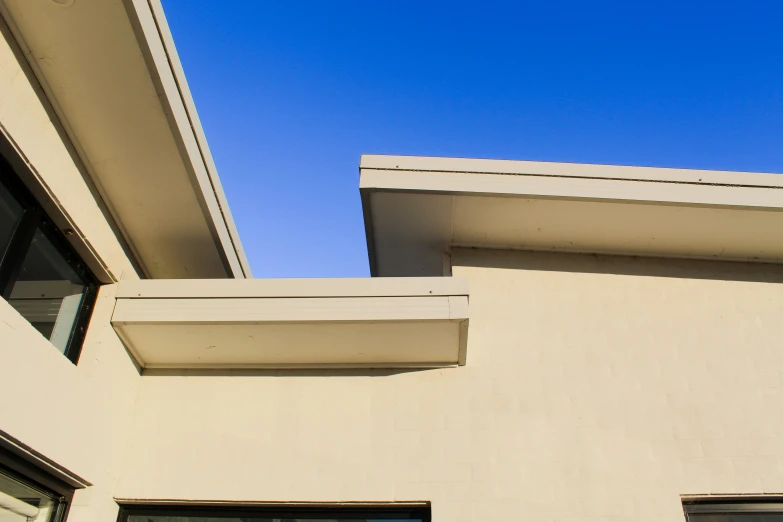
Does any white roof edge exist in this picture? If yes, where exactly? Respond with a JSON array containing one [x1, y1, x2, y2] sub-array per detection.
[[360, 154, 783, 276], [126, 0, 252, 278], [113, 296, 467, 324], [116, 277, 469, 299], [360, 154, 783, 189], [112, 286, 470, 369], [360, 162, 783, 212]]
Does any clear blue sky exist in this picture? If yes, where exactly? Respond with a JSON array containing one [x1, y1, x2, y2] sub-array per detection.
[[161, 0, 783, 278]]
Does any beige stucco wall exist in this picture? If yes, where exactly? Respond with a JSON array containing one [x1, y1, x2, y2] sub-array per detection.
[[0, 285, 141, 522], [117, 248, 783, 521], [0, 27, 142, 522]]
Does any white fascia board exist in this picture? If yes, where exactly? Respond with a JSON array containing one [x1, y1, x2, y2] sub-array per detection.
[[113, 296, 459, 324], [125, 0, 251, 278], [111, 277, 470, 369], [361, 154, 783, 189], [360, 163, 783, 211], [115, 277, 468, 299]]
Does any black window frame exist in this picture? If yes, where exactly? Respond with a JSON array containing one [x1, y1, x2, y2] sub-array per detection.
[[0, 446, 74, 522], [0, 152, 98, 365], [684, 498, 783, 520], [117, 503, 432, 522]]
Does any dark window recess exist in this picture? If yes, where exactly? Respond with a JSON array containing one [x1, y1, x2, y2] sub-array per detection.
[[684, 499, 783, 522], [0, 465, 69, 522], [0, 155, 97, 364], [118, 504, 431, 522]]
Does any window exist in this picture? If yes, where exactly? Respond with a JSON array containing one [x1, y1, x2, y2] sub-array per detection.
[[0, 429, 87, 522], [0, 156, 97, 364], [684, 499, 783, 522], [117, 504, 431, 522], [0, 466, 68, 522]]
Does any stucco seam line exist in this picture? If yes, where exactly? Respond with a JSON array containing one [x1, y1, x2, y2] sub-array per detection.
[[144, 0, 247, 278], [360, 167, 783, 190]]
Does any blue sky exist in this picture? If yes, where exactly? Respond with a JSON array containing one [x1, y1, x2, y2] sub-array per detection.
[[161, 0, 783, 278]]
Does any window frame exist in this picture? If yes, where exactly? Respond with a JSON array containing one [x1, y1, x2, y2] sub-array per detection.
[[0, 153, 98, 364], [684, 498, 783, 519], [117, 503, 432, 522], [0, 446, 74, 522]]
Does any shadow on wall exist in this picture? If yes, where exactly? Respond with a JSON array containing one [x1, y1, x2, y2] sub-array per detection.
[[452, 247, 783, 284]]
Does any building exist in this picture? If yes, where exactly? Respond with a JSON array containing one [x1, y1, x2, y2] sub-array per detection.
[[1, 2, 783, 522]]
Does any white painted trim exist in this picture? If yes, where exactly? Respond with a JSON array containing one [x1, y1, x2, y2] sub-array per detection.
[[361, 154, 783, 188], [113, 296, 463, 324], [115, 277, 469, 299], [124, 0, 250, 278], [360, 169, 783, 211]]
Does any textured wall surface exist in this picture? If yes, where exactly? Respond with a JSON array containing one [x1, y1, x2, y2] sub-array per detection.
[[0, 33, 141, 522], [0, 285, 141, 522], [118, 248, 783, 521]]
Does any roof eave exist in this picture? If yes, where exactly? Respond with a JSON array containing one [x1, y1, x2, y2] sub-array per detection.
[[0, 0, 251, 279], [360, 155, 783, 276]]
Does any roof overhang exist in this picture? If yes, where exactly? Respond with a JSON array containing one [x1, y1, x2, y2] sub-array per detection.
[[112, 278, 469, 369], [360, 155, 783, 277], [0, 0, 250, 279]]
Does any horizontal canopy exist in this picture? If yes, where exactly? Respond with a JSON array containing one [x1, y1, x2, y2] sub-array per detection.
[[360, 155, 783, 276], [112, 278, 469, 369]]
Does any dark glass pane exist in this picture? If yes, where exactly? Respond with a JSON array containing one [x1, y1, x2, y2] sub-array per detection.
[[690, 515, 783, 522], [0, 179, 23, 262], [128, 518, 423, 522], [7, 227, 86, 353], [0, 468, 61, 522]]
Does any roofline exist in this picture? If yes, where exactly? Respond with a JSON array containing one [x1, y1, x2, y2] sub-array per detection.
[[360, 155, 783, 212], [115, 277, 468, 299], [361, 154, 783, 189], [360, 155, 783, 276], [124, 0, 252, 278]]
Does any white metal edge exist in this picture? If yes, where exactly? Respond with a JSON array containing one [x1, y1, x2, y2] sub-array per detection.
[[115, 277, 469, 299], [360, 154, 783, 188], [360, 169, 783, 210], [145, 0, 251, 278], [125, 0, 246, 278], [111, 296, 458, 323]]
